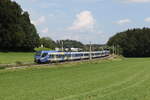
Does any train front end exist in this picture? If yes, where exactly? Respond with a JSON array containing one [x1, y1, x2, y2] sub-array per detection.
[[35, 51, 58, 63], [34, 51, 48, 63]]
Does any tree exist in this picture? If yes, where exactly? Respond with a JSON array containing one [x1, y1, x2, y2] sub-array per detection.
[[56, 39, 84, 49], [0, 0, 40, 51], [40, 37, 56, 49]]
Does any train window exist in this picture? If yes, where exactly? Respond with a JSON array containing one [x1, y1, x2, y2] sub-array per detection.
[[49, 55, 54, 58], [75, 54, 79, 57], [62, 55, 65, 58], [84, 54, 89, 56], [56, 55, 60, 58], [96, 53, 100, 55], [65, 54, 67, 57], [56, 54, 64, 58], [67, 54, 71, 57], [41, 53, 48, 57], [72, 54, 75, 57]]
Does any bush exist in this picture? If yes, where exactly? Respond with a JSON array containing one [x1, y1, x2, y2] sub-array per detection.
[[0, 66, 6, 69], [34, 47, 53, 51], [15, 61, 23, 65]]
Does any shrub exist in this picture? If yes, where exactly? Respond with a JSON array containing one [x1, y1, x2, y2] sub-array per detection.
[[34, 47, 53, 51], [15, 61, 23, 65], [0, 66, 6, 69]]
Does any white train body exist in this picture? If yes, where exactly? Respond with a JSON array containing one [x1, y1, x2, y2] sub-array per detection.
[[34, 50, 110, 63]]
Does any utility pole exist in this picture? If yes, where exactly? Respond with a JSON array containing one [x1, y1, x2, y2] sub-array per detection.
[[115, 45, 117, 55], [89, 41, 92, 60], [113, 45, 115, 55], [115, 45, 116, 55], [102, 46, 104, 56], [118, 45, 120, 55], [116, 45, 118, 55], [61, 40, 64, 52]]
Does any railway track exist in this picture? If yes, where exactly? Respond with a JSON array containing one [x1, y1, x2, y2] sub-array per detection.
[[0, 55, 113, 70]]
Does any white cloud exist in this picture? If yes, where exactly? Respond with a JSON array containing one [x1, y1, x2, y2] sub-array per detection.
[[31, 16, 46, 26], [68, 11, 95, 31], [115, 19, 131, 25], [41, 28, 49, 34], [31, 0, 38, 2], [64, 10, 108, 44], [123, 0, 150, 3], [144, 17, 150, 22]]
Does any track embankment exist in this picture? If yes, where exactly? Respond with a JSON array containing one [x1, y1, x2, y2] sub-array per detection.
[[0, 55, 115, 70]]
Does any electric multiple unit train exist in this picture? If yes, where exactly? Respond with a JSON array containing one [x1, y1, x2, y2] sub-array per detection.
[[34, 50, 110, 63]]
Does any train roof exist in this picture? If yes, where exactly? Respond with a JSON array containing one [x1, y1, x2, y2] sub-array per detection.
[[37, 50, 109, 55], [37, 50, 58, 53]]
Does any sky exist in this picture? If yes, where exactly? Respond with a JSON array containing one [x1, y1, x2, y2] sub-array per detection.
[[12, 0, 150, 44]]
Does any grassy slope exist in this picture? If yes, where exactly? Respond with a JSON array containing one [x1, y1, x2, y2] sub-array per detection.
[[0, 52, 34, 64], [0, 58, 150, 100]]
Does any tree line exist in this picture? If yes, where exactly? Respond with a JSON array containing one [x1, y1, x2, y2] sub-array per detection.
[[38, 38, 85, 51], [107, 28, 150, 57]]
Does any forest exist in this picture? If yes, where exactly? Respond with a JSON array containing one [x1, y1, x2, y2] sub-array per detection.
[[107, 28, 150, 57]]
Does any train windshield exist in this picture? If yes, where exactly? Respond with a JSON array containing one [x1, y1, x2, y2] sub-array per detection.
[[41, 53, 48, 57]]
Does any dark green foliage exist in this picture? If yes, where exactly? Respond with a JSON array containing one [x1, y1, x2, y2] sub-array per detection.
[[15, 61, 23, 65], [0, 0, 40, 51], [107, 28, 150, 57], [34, 47, 53, 51], [84, 44, 108, 51], [56, 39, 84, 49], [40, 37, 56, 49]]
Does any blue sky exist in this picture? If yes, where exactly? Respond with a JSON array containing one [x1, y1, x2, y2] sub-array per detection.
[[12, 0, 150, 44]]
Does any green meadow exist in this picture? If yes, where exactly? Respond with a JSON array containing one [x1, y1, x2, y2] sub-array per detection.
[[0, 57, 150, 100], [0, 52, 34, 64]]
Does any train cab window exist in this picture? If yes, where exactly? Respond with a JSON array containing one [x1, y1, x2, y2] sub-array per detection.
[[41, 53, 48, 57]]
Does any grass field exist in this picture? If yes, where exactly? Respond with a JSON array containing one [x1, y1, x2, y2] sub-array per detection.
[[0, 57, 150, 100], [0, 52, 34, 64]]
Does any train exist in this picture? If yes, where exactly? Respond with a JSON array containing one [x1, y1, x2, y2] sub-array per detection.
[[34, 50, 110, 63]]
